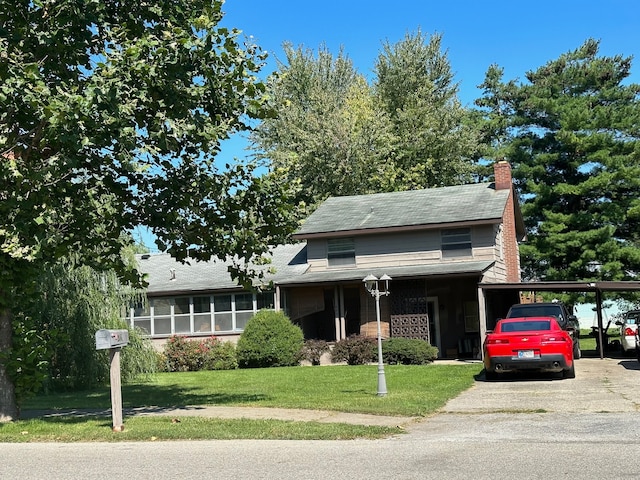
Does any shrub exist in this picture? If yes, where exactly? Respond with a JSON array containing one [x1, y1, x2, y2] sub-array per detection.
[[162, 335, 203, 372], [382, 337, 439, 365], [331, 335, 376, 365], [236, 310, 304, 368], [202, 337, 238, 371], [162, 336, 238, 372], [300, 339, 330, 365]]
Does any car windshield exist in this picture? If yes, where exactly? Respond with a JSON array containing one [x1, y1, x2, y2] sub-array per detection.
[[501, 321, 551, 332]]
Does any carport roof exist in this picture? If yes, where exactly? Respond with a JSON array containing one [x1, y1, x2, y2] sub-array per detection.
[[478, 280, 640, 359], [479, 281, 640, 292]]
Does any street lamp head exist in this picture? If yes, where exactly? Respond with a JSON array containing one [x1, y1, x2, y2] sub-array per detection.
[[379, 274, 391, 293], [363, 274, 378, 293]]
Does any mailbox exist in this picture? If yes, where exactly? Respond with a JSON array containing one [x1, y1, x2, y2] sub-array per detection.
[[95, 329, 129, 350]]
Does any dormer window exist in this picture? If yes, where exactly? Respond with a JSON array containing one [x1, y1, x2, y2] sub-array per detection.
[[328, 238, 355, 266], [442, 228, 472, 258]]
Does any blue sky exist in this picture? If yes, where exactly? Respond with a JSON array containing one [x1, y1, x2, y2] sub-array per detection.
[[135, 0, 639, 249], [221, 0, 638, 107], [213, 0, 639, 163]]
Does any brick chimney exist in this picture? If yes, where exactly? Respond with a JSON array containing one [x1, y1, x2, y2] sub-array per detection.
[[493, 161, 521, 282], [494, 160, 513, 190]]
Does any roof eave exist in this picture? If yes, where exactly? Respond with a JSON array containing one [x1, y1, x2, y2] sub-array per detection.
[[293, 217, 503, 240]]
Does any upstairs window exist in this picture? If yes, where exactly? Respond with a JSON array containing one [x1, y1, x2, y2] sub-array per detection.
[[327, 238, 355, 267], [442, 228, 472, 258]]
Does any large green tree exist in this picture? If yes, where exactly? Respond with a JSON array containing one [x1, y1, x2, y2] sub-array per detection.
[[476, 39, 640, 282], [373, 30, 479, 189], [252, 44, 393, 210], [252, 32, 479, 211], [0, 0, 298, 421]]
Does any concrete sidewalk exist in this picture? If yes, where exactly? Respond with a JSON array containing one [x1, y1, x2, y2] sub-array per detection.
[[21, 405, 420, 428]]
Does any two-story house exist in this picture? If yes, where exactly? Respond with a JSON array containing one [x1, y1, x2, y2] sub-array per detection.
[[129, 161, 525, 358]]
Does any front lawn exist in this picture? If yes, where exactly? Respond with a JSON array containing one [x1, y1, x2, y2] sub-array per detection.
[[23, 363, 480, 417], [2, 363, 480, 442]]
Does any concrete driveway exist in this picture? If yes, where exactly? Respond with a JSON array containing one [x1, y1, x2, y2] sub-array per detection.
[[439, 357, 640, 415]]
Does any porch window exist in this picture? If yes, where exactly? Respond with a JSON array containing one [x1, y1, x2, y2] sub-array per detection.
[[441, 228, 472, 258], [327, 238, 355, 266], [126, 291, 275, 337]]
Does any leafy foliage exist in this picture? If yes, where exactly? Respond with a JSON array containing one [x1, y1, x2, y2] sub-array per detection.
[[0, 0, 299, 420], [374, 30, 480, 189], [252, 44, 391, 211], [161, 335, 237, 372], [300, 339, 330, 365], [252, 32, 480, 212], [331, 335, 376, 365], [236, 310, 304, 368], [0, 315, 59, 405], [17, 261, 157, 392], [475, 39, 640, 294], [382, 338, 438, 365]]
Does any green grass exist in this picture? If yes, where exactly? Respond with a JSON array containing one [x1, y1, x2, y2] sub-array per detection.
[[4, 363, 480, 442], [23, 364, 479, 416], [579, 328, 621, 353], [0, 416, 398, 442]]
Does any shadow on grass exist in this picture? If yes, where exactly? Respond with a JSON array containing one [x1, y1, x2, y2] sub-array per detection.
[[122, 384, 270, 407], [20, 383, 270, 420]]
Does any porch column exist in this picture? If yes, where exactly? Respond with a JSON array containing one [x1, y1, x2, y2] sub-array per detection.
[[339, 286, 346, 340], [477, 285, 487, 360], [334, 287, 341, 341], [274, 285, 281, 312]]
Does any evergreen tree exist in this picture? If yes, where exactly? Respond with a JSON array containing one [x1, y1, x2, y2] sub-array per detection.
[[476, 39, 640, 282]]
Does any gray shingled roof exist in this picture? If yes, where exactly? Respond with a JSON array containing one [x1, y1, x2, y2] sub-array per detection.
[[294, 182, 509, 237], [138, 245, 492, 294], [138, 243, 308, 295]]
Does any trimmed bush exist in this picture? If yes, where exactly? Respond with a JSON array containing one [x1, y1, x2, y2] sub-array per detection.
[[331, 335, 376, 365], [382, 337, 439, 365], [236, 310, 304, 368], [300, 339, 330, 365]]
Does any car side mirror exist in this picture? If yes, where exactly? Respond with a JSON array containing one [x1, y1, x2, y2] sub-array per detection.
[[615, 320, 623, 326]]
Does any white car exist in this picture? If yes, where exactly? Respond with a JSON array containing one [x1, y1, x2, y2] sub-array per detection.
[[617, 310, 640, 353]]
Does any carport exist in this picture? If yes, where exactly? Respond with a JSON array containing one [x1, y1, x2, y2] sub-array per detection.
[[478, 281, 640, 359]]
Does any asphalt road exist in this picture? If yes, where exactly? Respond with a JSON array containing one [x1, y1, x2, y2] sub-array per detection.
[[3, 358, 640, 480]]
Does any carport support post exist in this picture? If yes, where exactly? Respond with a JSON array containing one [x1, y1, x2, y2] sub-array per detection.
[[109, 347, 124, 432], [595, 288, 604, 360], [478, 286, 487, 360]]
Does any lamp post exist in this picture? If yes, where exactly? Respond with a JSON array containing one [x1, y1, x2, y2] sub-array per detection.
[[363, 273, 391, 396]]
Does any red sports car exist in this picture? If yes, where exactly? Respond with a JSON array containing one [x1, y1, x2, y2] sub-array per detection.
[[483, 316, 575, 380]]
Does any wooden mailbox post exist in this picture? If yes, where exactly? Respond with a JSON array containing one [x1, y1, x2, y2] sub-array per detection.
[[95, 329, 129, 432]]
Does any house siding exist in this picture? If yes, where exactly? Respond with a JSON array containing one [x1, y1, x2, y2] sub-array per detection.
[[306, 225, 502, 271]]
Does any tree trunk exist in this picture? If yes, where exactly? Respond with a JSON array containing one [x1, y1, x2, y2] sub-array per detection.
[[0, 305, 18, 422]]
